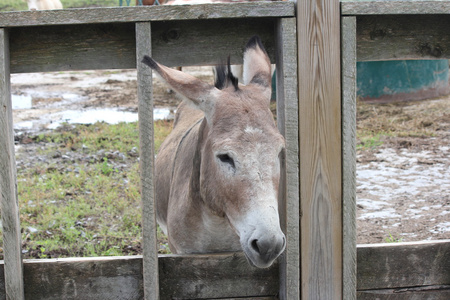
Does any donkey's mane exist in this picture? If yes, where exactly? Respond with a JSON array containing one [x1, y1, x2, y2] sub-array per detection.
[[214, 56, 239, 91]]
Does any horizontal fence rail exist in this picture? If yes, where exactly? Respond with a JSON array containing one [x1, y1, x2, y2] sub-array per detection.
[[341, 0, 450, 15], [0, 2, 294, 27], [357, 240, 450, 298], [7, 18, 280, 73], [0, 241, 448, 299], [354, 14, 450, 61], [342, 1, 450, 61]]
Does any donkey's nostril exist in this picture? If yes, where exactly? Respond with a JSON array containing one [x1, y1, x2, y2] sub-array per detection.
[[251, 239, 260, 254], [245, 234, 286, 267]]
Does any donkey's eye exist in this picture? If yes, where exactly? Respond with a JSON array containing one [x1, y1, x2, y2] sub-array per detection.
[[217, 154, 235, 169]]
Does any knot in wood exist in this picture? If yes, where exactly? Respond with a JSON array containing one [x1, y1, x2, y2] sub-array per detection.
[[417, 42, 443, 58], [369, 28, 387, 40], [163, 28, 180, 43]]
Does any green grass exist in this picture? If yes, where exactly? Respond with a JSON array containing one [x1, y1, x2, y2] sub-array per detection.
[[356, 98, 449, 150], [385, 233, 404, 244], [1, 120, 172, 259], [357, 132, 385, 151]]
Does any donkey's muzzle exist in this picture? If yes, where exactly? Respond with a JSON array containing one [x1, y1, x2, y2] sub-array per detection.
[[245, 231, 286, 268]]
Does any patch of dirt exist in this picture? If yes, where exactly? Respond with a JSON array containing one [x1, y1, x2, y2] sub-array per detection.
[[356, 99, 450, 244], [11, 68, 450, 245], [356, 134, 450, 244]]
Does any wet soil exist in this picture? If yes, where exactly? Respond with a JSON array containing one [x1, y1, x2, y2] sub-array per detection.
[[356, 134, 449, 243], [11, 68, 450, 245]]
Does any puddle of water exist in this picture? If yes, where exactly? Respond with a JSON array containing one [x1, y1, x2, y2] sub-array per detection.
[[47, 108, 139, 129], [154, 107, 174, 120], [11, 70, 175, 132], [14, 107, 175, 132], [12, 94, 32, 109], [60, 93, 82, 101], [15, 121, 34, 130], [13, 92, 86, 108]]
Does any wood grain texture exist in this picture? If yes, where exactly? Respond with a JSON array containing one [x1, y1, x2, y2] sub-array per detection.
[[159, 253, 279, 299], [0, 28, 25, 300], [136, 22, 159, 300], [297, 0, 343, 298], [209, 298, 276, 300], [0, 242, 447, 298], [275, 17, 300, 300], [213, 298, 276, 300], [151, 18, 277, 67], [356, 15, 450, 61], [23, 256, 143, 300], [342, 0, 450, 15], [0, 2, 294, 27], [342, 16, 357, 300], [8, 18, 278, 73], [9, 23, 136, 73], [0, 254, 278, 299], [357, 286, 450, 300], [357, 240, 450, 291]]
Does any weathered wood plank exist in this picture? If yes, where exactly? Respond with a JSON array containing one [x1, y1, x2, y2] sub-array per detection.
[[0, 253, 278, 299], [9, 18, 278, 73], [0, 256, 143, 300], [159, 253, 279, 299], [297, 0, 343, 298], [342, 0, 450, 16], [0, 242, 448, 299], [357, 240, 450, 290], [151, 18, 277, 67], [357, 285, 450, 300], [212, 298, 276, 300], [342, 16, 357, 300], [356, 15, 450, 61], [22, 256, 143, 300], [0, 28, 25, 300], [275, 17, 300, 300], [136, 22, 159, 300], [213, 298, 276, 300], [9, 23, 136, 73], [0, 2, 295, 27]]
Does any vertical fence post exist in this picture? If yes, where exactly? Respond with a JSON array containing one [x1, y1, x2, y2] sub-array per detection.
[[297, 0, 343, 298], [0, 28, 25, 300], [275, 17, 300, 300], [136, 22, 160, 300], [342, 16, 357, 300]]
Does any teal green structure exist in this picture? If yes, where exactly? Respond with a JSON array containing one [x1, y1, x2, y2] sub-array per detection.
[[357, 60, 450, 102]]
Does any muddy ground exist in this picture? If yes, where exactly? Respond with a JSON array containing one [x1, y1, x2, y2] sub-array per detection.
[[11, 68, 450, 245]]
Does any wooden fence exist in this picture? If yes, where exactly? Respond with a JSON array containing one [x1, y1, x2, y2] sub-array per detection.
[[0, 1, 449, 299]]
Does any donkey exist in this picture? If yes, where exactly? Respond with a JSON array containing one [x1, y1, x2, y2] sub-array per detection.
[[142, 36, 285, 268]]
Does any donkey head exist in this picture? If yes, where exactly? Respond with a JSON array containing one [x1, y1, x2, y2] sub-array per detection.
[[143, 36, 285, 268]]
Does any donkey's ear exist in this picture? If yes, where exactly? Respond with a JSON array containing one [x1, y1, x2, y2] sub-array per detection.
[[142, 56, 219, 116], [242, 36, 272, 92]]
